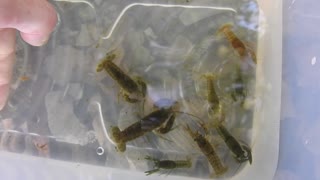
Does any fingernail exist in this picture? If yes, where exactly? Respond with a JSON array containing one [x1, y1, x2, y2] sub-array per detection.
[[39, 36, 50, 46], [20, 33, 50, 46]]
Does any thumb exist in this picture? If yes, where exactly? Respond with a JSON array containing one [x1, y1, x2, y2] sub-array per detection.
[[0, 0, 58, 46]]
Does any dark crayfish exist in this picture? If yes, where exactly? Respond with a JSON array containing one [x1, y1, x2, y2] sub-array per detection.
[[198, 76, 252, 165], [200, 73, 220, 114], [96, 48, 146, 103], [215, 123, 252, 164], [217, 24, 257, 64], [111, 107, 176, 152], [144, 156, 192, 175], [185, 125, 228, 176], [230, 66, 247, 104]]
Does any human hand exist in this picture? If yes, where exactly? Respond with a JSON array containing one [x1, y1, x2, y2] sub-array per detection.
[[0, 0, 57, 110]]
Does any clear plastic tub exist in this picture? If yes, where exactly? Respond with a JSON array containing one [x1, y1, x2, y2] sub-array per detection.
[[0, 0, 281, 179]]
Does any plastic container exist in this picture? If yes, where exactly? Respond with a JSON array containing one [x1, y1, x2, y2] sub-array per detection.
[[0, 0, 281, 179]]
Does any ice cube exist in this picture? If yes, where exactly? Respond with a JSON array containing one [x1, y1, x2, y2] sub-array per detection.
[[79, 130, 97, 145], [78, 3, 96, 21], [45, 91, 89, 145], [126, 31, 145, 46], [130, 46, 154, 69], [144, 27, 157, 39], [45, 46, 87, 86], [179, 8, 221, 26], [76, 24, 96, 46], [124, 31, 154, 69], [165, 36, 193, 62], [67, 83, 84, 101]]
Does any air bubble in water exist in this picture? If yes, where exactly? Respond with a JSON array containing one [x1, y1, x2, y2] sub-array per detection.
[[96, 147, 104, 155]]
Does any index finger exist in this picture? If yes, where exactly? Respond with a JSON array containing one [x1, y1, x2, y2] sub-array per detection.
[[0, 28, 15, 110], [0, 0, 58, 46]]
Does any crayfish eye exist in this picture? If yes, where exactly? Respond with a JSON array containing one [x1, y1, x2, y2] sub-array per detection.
[[96, 63, 105, 72]]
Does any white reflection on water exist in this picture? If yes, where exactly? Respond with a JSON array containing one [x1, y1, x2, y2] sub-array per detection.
[[101, 3, 237, 40]]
